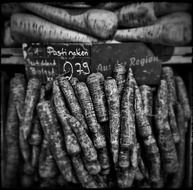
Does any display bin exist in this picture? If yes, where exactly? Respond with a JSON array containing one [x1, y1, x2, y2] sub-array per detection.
[[1, 1, 192, 188], [1, 43, 192, 188]]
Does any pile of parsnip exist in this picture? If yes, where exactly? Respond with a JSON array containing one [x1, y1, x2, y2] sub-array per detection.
[[3, 65, 191, 188], [2, 2, 192, 47]]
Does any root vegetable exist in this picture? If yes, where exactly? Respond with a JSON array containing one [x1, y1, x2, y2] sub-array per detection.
[[169, 102, 186, 187], [114, 12, 192, 46], [38, 138, 58, 179], [21, 77, 41, 140], [72, 155, 98, 188], [162, 67, 180, 144], [175, 75, 191, 121], [11, 13, 98, 43], [58, 76, 88, 132], [87, 73, 108, 123], [21, 3, 118, 39], [104, 77, 120, 166], [113, 62, 126, 96], [155, 79, 179, 174], [53, 80, 81, 156], [134, 78, 162, 187], [75, 81, 106, 149], [115, 2, 157, 27], [37, 100, 76, 183], [4, 77, 20, 187]]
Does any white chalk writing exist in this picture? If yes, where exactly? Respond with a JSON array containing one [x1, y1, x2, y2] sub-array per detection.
[[47, 46, 89, 57], [130, 56, 159, 66], [96, 64, 111, 72]]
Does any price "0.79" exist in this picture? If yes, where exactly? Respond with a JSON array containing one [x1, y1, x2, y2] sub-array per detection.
[[63, 61, 91, 80]]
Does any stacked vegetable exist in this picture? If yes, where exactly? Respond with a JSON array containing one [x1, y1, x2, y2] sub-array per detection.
[[1, 2, 192, 47], [3, 65, 191, 188]]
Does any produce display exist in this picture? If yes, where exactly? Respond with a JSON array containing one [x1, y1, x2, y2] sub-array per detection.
[[1, 2, 192, 189], [3, 66, 191, 188], [1, 2, 192, 47]]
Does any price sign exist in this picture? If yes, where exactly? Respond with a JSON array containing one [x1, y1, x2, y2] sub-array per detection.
[[91, 43, 161, 85], [23, 42, 161, 85], [22, 43, 91, 83]]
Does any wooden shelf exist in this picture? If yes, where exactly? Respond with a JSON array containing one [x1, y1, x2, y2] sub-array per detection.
[[1, 46, 192, 65]]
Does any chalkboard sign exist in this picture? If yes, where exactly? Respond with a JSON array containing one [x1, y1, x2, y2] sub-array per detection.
[[23, 42, 161, 85], [22, 43, 91, 83], [91, 43, 161, 85]]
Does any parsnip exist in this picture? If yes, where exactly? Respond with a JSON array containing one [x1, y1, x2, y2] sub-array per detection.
[[21, 3, 118, 39], [11, 13, 98, 43], [114, 12, 192, 46], [115, 2, 157, 27]]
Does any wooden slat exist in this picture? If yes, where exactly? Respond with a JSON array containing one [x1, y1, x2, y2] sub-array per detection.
[[1, 48, 23, 56], [1, 57, 25, 65], [173, 47, 192, 56], [161, 56, 192, 64], [1, 47, 192, 65]]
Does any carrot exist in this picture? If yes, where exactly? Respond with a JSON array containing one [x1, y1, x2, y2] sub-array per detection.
[[71, 155, 98, 188], [143, 136, 163, 187], [169, 102, 186, 188], [69, 77, 79, 92], [37, 100, 76, 183], [30, 145, 40, 170], [115, 2, 157, 28], [38, 138, 59, 179], [93, 174, 108, 188], [155, 79, 179, 174], [139, 85, 153, 125], [4, 77, 20, 187], [53, 80, 69, 114], [162, 67, 180, 144], [118, 68, 135, 170], [12, 73, 26, 119], [53, 80, 81, 156], [19, 113, 34, 175], [114, 12, 192, 46], [21, 77, 41, 140], [162, 67, 177, 105], [28, 116, 42, 170], [28, 116, 42, 146], [65, 113, 98, 163], [39, 86, 46, 101], [64, 113, 101, 175], [58, 76, 88, 132], [113, 62, 126, 97], [87, 73, 108, 123], [104, 77, 120, 166], [11, 13, 98, 43], [10, 74, 35, 176], [120, 68, 136, 146], [97, 147, 111, 175], [135, 144, 145, 184], [21, 3, 118, 39], [134, 78, 163, 187], [134, 80, 153, 139], [75, 81, 106, 149], [117, 167, 135, 188], [83, 159, 101, 175], [175, 75, 191, 121], [138, 151, 149, 182]]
